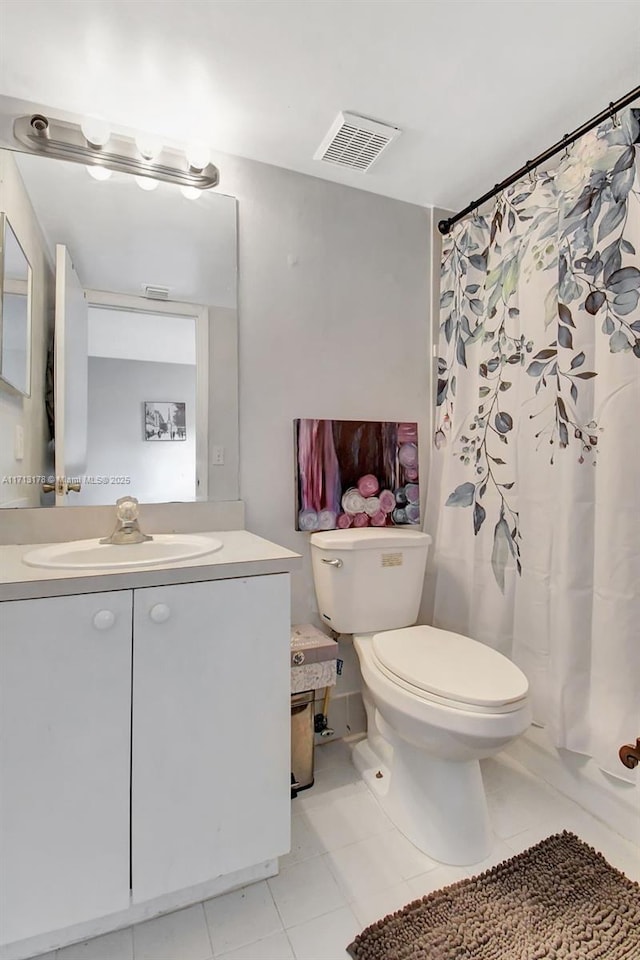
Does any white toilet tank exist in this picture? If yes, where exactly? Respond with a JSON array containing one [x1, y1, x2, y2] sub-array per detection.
[[310, 529, 431, 634]]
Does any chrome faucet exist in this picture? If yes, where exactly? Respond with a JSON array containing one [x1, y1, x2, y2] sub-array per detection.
[[100, 496, 153, 545]]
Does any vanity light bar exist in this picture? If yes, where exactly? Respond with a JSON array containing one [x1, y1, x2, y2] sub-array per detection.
[[13, 114, 220, 190]]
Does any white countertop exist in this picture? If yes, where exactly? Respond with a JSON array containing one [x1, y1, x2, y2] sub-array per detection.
[[0, 530, 302, 601]]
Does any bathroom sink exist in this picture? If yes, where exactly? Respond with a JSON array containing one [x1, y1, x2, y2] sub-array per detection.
[[22, 534, 224, 570]]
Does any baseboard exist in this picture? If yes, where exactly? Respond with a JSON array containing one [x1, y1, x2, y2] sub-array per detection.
[[1, 859, 277, 960], [507, 726, 639, 846], [313, 690, 366, 744]]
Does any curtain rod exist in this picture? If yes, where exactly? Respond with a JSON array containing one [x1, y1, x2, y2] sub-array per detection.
[[438, 85, 640, 236]]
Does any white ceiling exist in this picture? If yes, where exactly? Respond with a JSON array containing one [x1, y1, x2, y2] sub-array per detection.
[[1, 0, 639, 209]]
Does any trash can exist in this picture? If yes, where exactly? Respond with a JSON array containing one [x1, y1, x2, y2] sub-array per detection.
[[291, 690, 315, 794]]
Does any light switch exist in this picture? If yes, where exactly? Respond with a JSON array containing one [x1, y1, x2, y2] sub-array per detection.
[[14, 425, 24, 461], [212, 445, 225, 465]]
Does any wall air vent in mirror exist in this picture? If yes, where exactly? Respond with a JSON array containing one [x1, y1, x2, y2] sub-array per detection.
[[144, 285, 170, 300], [314, 112, 401, 172]]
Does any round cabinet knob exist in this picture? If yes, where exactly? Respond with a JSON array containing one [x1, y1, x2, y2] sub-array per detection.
[[93, 609, 116, 631], [149, 603, 171, 623]]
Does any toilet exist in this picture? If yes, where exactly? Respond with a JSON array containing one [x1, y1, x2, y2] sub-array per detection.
[[310, 528, 531, 866]]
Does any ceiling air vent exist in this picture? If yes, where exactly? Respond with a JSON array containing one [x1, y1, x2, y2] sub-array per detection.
[[143, 284, 170, 300], [314, 111, 401, 172]]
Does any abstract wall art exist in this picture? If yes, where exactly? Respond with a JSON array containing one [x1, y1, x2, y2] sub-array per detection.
[[294, 419, 420, 531]]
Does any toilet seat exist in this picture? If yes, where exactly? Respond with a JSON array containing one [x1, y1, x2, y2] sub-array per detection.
[[372, 625, 529, 715]]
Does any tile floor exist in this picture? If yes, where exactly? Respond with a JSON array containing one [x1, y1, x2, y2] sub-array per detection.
[[31, 739, 639, 960]]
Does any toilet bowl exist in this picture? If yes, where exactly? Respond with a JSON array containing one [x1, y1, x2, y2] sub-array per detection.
[[309, 528, 531, 866], [352, 627, 530, 864]]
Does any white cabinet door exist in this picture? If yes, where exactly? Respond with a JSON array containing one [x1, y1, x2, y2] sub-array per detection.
[[0, 591, 132, 946], [132, 575, 291, 903]]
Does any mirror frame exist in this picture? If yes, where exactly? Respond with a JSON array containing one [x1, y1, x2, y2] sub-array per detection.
[[0, 211, 33, 397]]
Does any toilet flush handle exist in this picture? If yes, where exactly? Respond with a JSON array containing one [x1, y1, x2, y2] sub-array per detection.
[[321, 558, 343, 568]]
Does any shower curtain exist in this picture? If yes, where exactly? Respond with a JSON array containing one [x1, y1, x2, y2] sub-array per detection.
[[427, 107, 640, 782]]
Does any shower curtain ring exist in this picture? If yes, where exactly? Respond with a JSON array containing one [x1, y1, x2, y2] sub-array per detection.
[[562, 135, 570, 159]]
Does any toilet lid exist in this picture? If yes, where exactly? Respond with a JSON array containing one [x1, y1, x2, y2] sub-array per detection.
[[372, 625, 529, 708]]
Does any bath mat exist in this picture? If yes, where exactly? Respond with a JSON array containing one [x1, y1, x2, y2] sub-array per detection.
[[347, 831, 640, 959]]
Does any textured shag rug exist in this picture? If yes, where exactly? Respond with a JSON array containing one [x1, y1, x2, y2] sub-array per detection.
[[347, 831, 640, 959]]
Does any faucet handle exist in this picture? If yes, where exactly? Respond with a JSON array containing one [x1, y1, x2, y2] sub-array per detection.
[[115, 496, 140, 523], [100, 496, 151, 545]]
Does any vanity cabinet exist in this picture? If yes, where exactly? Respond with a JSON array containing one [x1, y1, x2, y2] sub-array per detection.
[[0, 591, 132, 945], [132, 575, 290, 902], [0, 573, 291, 950]]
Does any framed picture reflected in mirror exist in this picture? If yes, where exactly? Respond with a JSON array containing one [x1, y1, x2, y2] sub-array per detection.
[[144, 401, 186, 441]]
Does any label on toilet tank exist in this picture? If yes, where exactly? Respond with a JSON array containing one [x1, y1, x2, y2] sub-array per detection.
[[381, 552, 403, 567]]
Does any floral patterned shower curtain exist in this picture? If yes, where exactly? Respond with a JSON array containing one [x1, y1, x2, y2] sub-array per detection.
[[427, 107, 640, 781]]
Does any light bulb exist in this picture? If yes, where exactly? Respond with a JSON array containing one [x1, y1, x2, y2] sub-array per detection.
[[180, 186, 201, 200], [136, 134, 163, 162], [186, 143, 210, 171], [86, 165, 112, 181], [135, 176, 159, 191], [81, 117, 111, 148]]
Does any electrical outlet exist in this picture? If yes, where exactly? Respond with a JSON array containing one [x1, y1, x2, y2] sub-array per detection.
[[212, 445, 225, 465], [14, 425, 24, 461]]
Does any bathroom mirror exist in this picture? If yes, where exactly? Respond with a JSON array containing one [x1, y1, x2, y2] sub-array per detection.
[[0, 212, 32, 397], [0, 147, 238, 508]]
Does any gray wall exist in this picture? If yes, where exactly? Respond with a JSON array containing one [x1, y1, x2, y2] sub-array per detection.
[[219, 154, 433, 626], [216, 156, 433, 738], [419, 206, 450, 628]]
